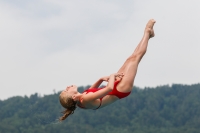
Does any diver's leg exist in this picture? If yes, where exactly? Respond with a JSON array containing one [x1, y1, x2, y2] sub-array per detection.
[[117, 19, 156, 92]]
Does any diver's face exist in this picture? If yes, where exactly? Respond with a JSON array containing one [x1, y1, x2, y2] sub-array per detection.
[[61, 85, 78, 97]]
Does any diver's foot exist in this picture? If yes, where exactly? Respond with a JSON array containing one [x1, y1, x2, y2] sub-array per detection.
[[145, 19, 156, 38]]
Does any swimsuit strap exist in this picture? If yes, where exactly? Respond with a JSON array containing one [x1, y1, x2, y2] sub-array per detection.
[[93, 97, 103, 110]]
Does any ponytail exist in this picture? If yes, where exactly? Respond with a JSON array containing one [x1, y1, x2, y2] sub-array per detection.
[[59, 109, 73, 121], [59, 98, 77, 121]]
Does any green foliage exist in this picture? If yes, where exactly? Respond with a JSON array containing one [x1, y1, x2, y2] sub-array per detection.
[[0, 83, 200, 133]]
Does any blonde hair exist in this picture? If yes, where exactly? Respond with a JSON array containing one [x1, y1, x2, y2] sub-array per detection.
[[59, 94, 77, 121]]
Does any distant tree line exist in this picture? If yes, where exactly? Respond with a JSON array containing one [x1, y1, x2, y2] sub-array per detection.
[[0, 83, 200, 133]]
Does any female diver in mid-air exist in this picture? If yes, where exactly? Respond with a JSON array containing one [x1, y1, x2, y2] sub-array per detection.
[[59, 19, 156, 121]]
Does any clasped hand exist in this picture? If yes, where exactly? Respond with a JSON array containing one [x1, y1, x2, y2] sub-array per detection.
[[101, 73, 124, 82]]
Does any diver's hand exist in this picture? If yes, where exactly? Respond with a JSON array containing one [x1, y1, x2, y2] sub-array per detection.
[[110, 73, 124, 80], [101, 73, 124, 82], [113, 73, 124, 78]]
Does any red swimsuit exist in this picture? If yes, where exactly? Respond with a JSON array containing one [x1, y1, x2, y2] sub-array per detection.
[[77, 80, 131, 110]]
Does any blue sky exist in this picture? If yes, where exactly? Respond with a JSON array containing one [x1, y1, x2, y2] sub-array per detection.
[[0, 0, 200, 100]]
